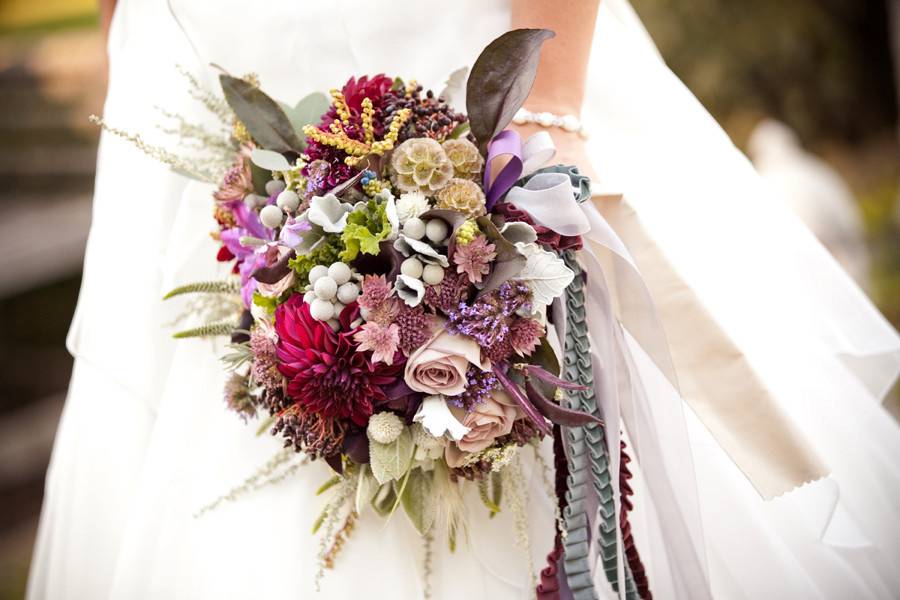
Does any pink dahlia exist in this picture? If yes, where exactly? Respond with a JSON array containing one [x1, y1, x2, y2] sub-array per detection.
[[354, 322, 401, 365], [453, 235, 497, 284], [275, 296, 401, 426]]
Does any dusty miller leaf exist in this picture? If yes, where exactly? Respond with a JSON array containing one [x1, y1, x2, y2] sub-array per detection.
[[401, 468, 436, 535], [369, 427, 414, 485], [516, 242, 575, 306], [219, 74, 303, 153], [476, 216, 527, 295], [466, 29, 555, 153]]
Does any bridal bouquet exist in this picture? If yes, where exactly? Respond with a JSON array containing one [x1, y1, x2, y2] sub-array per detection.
[[100, 27, 650, 600]]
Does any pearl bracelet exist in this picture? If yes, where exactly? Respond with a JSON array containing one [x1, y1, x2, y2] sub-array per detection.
[[512, 108, 588, 138]]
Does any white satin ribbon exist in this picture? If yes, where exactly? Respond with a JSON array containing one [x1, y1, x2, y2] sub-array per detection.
[[520, 130, 557, 176], [505, 172, 592, 237]]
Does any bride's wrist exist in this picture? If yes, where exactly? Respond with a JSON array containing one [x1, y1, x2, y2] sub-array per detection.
[[512, 106, 588, 138]]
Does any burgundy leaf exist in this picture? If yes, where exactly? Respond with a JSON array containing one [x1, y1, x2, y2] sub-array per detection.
[[493, 365, 551, 435], [525, 379, 603, 428]]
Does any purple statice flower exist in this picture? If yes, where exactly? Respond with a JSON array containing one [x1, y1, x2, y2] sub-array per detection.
[[304, 159, 330, 200], [447, 365, 499, 411], [446, 281, 534, 362]]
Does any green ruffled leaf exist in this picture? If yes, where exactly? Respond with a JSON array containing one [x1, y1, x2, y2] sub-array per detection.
[[340, 198, 393, 262], [279, 92, 330, 149], [220, 74, 303, 153], [401, 468, 436, 535], [252, 292, 278, 315], [369, 427, 414, 485], [466, 28, 555, 153], [289, 235, 344, 286]]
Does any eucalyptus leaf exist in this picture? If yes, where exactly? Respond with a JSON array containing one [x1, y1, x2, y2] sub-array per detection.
[[369, 427, 414, 485], [466, 28, 555, 153], [251, 148, 292, 172], [279, 92, 330, 148], [401, 468, 436, 535], [219, 74, 303, 153]]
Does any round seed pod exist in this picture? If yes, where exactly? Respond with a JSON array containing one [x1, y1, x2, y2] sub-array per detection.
[[265, 179, 287, 196], [259, 204, 284, 228], [328, 262, 352, 285], [310, 298, 334, 321], [400, 257, 424, 279], [422, 264, 445, 285], [313, 276, 338, 300]]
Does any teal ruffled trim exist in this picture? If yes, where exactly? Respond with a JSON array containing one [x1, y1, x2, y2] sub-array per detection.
[[561, 251, 638, 599]]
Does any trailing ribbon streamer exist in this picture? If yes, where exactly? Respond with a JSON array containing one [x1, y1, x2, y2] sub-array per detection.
[[483, 130, 556, 209]]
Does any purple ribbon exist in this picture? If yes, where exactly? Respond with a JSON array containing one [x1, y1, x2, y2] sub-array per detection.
[[484, 129, 524, 210]]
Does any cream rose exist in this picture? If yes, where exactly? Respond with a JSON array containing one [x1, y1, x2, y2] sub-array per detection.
[[404, 329, 489, 396], [444, 391, 522, 468]]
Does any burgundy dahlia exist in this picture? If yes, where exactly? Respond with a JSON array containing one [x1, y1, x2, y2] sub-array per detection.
[[275, 296, 401, 426]]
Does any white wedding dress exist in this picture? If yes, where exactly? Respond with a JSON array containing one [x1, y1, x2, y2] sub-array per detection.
[[28, 0, 900, 599]]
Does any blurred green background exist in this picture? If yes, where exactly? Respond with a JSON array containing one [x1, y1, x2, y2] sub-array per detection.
[[0, 0, 897, 598]]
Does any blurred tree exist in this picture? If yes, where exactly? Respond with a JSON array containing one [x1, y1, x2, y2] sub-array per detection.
[[631, 0, 897, 144]]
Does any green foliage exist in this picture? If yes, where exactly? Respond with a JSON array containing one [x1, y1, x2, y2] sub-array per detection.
[[163, 279, 240, 300], [371, 482, 398, 517], [173, 320, 236, 339], [289, 235, 344, 286], [252, 292, 278, 315], [219, 74, 303, 153], [401, 467, 437, 535], [279, 92, 331, 148], [369, 427, 414, 485], [355, 465, 380, 514], [340, 198, 392, 262]]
